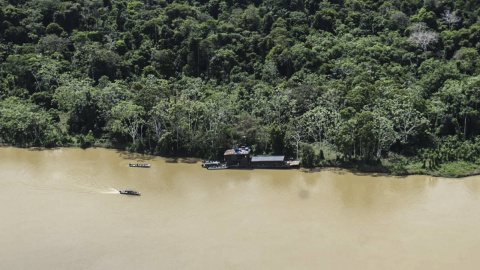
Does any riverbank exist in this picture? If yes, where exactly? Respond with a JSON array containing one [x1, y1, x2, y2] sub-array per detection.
[[310, 158, 480, 178], [3, 143, 480, 178], [302, 143, 480, 178], [387, 160, 480, 178]]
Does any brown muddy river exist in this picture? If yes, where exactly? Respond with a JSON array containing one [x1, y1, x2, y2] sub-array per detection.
[[1, 147, 480, 269]]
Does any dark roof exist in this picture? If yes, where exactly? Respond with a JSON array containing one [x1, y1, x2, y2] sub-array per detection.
[[251, 156, 285, 162]]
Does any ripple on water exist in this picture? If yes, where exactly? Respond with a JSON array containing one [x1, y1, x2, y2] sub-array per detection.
[[19, 153, 115, 194]]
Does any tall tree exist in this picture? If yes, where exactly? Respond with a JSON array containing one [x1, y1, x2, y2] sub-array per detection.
[[408, 23, 439, 59], [110, 101, 145, 144]]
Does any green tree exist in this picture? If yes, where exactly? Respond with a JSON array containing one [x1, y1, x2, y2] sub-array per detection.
[[270, 122, 285, 155], [0, 97, 59, 146], [53, 75, 97, 133], [355, 111, 377, 161], [110, 101, 145, 144], [390, 92, 428, 144], [302, 106, 328, 150], [301, 143, 315, 168], [45, 22, 63, 35]]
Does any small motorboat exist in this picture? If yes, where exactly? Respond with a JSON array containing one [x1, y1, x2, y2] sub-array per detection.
[[119, 189, 141, 196], [129, 163, 150, 168], [202, 160, 221, 168], [207, 164, 228, 170]]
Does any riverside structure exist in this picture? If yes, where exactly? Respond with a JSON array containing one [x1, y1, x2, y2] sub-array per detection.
[[202, 146, 300, 169]]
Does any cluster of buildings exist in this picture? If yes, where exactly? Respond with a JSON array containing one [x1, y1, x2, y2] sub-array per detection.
[[202, 146, 300, 169]]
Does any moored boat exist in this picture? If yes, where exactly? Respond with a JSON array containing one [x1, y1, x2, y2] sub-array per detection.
[[129, 163, 150, 168], [202, 160, 221, 168], [207, 164, 228, 170]]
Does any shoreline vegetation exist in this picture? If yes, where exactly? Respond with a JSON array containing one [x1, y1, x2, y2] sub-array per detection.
[[301, 143, 480, 178], [3, 143, 480, 178], [2, 1, 480, 179], [315, 159, 480, 178]]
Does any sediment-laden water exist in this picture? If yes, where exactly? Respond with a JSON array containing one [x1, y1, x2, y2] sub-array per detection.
[[1, 147, 479, 269]]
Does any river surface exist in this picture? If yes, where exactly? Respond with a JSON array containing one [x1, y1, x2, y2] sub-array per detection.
[[1, 147, 480, 269]]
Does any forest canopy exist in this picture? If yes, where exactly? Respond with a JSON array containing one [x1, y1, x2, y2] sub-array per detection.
[[2, 0, 480, 170]]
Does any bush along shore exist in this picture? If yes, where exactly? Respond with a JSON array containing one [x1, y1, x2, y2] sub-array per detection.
[[299, 142, 480, 178]]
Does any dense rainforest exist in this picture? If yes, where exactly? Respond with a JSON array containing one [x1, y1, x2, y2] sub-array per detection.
[[2, 0, 480, 175]]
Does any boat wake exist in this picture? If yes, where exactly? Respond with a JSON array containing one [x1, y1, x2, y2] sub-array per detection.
[[100, 188, 120, 194], [19, 160, 121, 194]]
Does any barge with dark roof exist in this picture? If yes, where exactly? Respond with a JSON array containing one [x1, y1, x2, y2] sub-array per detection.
[[202, 146, 300, 169]]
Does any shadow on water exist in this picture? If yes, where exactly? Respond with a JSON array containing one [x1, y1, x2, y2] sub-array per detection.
[[27, 147, 61, 151], [301, 166, 409, 179], [299, 189, 310, 199], [164, 157, 200, 164], [117, 150, 156, 161], [301, 167, 347, 175], [350, 170, 407, 179]]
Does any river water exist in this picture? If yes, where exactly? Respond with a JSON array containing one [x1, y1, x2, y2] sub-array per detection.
[[1, 147, 479, 269]]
